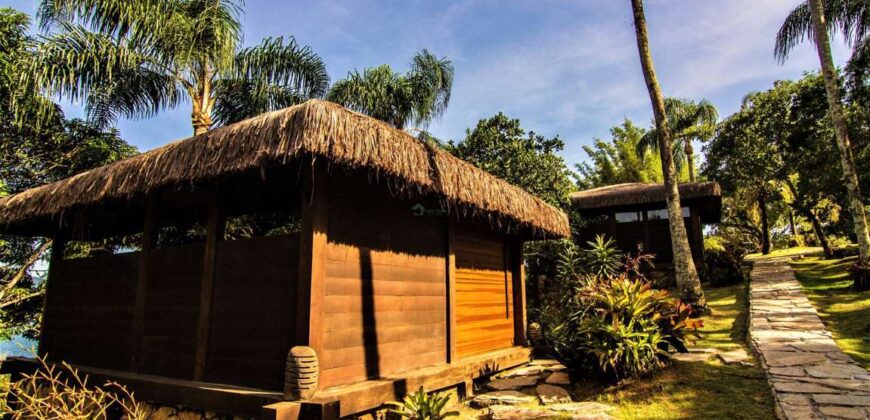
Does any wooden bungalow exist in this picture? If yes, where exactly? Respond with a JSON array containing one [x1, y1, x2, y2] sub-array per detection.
[[570, 182, 722, 266], [0, 100, 569, 419]]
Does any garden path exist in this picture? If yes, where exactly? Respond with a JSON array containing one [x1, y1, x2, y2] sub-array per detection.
[[750, 258, 870, 419]]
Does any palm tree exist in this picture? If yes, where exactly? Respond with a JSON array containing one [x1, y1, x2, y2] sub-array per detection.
[[637, 97, 718, 182], [776, 0, 870, 263], [629, 0, 706, 311], [16, 0, 329, 135], [327, 50, 453, 130]]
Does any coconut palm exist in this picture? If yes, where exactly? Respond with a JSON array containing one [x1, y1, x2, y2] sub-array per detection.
[[776, 0, 870, 263], [637, 97, 718, 182], [15, 0, 330, 135], [327, 49, 453, 130], [629, 0, 706, 311]]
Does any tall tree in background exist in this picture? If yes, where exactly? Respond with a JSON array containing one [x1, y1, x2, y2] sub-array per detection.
[[776, 0, 870, 264], [637, 97, 718, 182], [327, 50, 454, 131], [0, 8, 138, 339], [630, 0, 706, 311], [575, 118, 665, 188], [16, 0, 329, 135], [447, 113, 575, 208]]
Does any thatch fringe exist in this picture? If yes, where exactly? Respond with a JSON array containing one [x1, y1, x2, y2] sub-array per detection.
[[0, 100, 569, 239], [570, 181, 721, 209]]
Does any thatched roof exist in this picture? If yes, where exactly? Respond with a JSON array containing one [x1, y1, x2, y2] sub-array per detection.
[[0, 100, 569, 239], [570, 181, 721, 210]]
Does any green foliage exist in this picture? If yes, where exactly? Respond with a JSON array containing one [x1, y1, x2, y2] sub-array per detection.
[[327, 50, 453, 130], [14, 0, 329, 131], [701, 250, 745, 288], [447, 113, 575, 208], [387, 387, 459, 420], [637, 97, 718, 180], [538, 244, 699, 381], [575, 119, 665, 189], [0, 7, 138, 340], [580, 277, 698, 379], [582, 235, 623, 280]]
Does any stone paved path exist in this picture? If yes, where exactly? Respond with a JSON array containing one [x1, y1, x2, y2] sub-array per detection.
[[749, 258, 870, 419]]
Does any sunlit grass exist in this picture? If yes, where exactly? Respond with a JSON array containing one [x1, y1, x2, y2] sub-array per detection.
[[746, 246, 822, 261], [790, 254, 870, 368], [590, 284, 775, 419]]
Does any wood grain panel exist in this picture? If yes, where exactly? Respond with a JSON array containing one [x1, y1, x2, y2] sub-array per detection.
[[42, 252, 139, 370], [319, 173, 447, 388], [455, 229, 514, 358], [203, 233, 300, 390], [139, 243, 204, 379]]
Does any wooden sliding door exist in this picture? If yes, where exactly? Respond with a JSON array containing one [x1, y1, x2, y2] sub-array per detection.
[[454, 229, 514, 358]]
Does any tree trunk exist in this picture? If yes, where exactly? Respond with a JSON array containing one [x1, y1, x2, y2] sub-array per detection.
[[630, 0, 706, 312], [684, 140, 696, 182], [809, 209, 835, 259], [758, 190, 771, 255], [809, 0, 870, 263]]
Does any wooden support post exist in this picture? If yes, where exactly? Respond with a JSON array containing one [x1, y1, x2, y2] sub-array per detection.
[[510, 239, 526, 346], [131, 195, 157, 372], [689, 205, 704, 264], [194, 188, 225, 381], [607, 212, 616, 239], [38, 233, 66, 358], [296, 162, 329, 356], [445, 218, 457, 363]]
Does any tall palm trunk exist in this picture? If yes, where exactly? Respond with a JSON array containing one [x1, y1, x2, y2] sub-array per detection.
[[684, 140, 696, 182], [630, 0, 706, 311], [809, 0, 870, 263]]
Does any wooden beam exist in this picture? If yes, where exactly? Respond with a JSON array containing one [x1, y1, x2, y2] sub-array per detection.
[[193, 188, 225, 380], [131, 195, 157, 372], [296, 162, 329, 355], [510, 238, 526, 346], [38, 233, 66, 358], [445, 218, 457, 363]]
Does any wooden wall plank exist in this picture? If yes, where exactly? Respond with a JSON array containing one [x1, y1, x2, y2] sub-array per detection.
[[296, 161, 329, 355], [510, 239, 526, 345], [132, 195, 156, 371], [38, 234, 66, 358], [193, 189, 225, 381], [446, 218, 456, 364]]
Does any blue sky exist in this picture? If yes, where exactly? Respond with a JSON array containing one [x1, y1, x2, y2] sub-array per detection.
[[2, 0, 853, 168]]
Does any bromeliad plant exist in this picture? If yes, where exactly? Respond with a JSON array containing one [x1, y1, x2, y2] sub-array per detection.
[[387, 387, 459, 420], [537, 239, 702, 380]]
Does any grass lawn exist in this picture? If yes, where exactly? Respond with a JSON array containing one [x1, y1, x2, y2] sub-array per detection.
[[457, 283, 776, 419], [790, 254, 870, 368], [586, 284, 775, 419]]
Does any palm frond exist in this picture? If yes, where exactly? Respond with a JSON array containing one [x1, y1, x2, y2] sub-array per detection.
[[775, 0, 870, 62], [84, 66, 181, 129], [37, 0, 174, 46], [212, 79, 304, 126], [407, 49, 454, 128], [17, 23, 168, 125], [232, 36, 329, 98]]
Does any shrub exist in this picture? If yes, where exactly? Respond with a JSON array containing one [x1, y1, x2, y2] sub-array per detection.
[[8, 355, 145, 419], [387, 387, 459, 420], [701, 250, 745, 287], [537, 249, 701, 381], [579, 277, 699, 379]]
